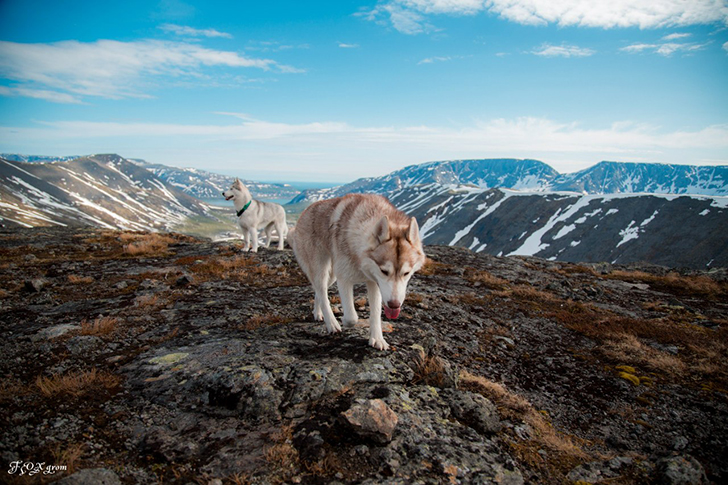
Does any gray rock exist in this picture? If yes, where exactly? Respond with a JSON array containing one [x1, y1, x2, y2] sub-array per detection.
[[341, 398, 398, 443], [24, 278, 46, 292], [53, 468, 122, 484], [443, 389, 501, 434], [33, 324, 80, 341], [65, 336, 103, 355], [656, 455, 707, 485]]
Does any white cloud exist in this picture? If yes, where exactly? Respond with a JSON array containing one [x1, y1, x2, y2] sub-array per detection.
[[3, 115, 726, 177], [365, 0, 728, 34], [621, 40, 709, 56], [0, 86, 83, 104], [723, 41, 728, 52], [0, 39, 302, 103], [338, 43, 360, 48], [418, 56, 453, 64], [159, 24, 233, 38], [662, 32, 692, 40], [531, 43, 595, 57]]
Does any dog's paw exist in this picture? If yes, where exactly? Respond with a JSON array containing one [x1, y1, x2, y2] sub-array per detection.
[[325, 320, 342, 334], [342, 316, 359, 327], [313, 310, 324, 321], [369, 337, 390, 351]]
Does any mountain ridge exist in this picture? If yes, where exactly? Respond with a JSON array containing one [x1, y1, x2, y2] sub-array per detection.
[[0, 154, 227, 232], [291, 158, 728, 203]]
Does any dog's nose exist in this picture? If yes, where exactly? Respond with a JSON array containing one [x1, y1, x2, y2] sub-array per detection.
[[222, 191, 225, 196], [387, 300, 401, 309]]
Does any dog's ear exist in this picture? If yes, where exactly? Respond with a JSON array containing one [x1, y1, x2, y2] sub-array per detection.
[[234, 178, 242, 188], [406, 217, 420, 244], [375, 216, 390, 244]]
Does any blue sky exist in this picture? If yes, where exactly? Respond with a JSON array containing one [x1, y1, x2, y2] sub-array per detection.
[[1, 0, 727, 183]]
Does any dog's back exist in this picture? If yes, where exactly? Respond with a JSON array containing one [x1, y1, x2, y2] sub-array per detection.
[[291, 193, 405, 266]]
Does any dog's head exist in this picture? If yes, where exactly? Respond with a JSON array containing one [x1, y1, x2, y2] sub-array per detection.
[[222, 178, 249, 201], [363, 215, 426, 319]]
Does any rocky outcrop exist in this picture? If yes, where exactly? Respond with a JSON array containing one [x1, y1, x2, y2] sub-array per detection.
[[0, 227, 726, 484]]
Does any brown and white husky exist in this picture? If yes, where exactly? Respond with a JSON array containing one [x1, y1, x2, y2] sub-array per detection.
[[289, 193, 426, 350]]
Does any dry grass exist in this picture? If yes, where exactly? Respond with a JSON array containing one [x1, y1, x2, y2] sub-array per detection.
[[460, 370, 588, 478], [241, 314, 293, 331], [412, 350, 453, 388], [419, 257, 452, 276], [80, 316, 118, 337], [186, 255, 274, 281], [67, 274, 94, 284], [554, 265, 599, 277], [607, 270, 727, 300], [135, 294, 161, 308], [35, 369, 120, 398], [265, 425, 299, 479], [51, 443, 84, 475], [465, 269, 509, 289], [122, 232, 177, 257]]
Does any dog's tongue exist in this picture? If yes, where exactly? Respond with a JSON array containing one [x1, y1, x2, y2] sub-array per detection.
[[383, 305, 401, 320]]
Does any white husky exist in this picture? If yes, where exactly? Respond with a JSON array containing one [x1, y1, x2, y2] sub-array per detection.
[[289, 193, 426, 350], [222, 178, 288, 252]]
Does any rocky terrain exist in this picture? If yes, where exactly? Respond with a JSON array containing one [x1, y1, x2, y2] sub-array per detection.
[[1, 227, 727, 484]]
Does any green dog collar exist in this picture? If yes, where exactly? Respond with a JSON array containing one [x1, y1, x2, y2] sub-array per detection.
[[236, 200, 252, 217]]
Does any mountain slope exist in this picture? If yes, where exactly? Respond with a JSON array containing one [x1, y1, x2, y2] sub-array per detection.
[[391, 184, 728, 269], [0, 154, 225, 231]]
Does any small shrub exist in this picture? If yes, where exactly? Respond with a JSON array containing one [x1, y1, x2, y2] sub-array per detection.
[[80, 316, 118, 337], [465, 269, 509, 289], [68, 274, 94, 284]]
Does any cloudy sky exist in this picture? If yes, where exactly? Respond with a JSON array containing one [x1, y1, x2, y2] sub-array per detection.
[[0, 0, 727, 182]]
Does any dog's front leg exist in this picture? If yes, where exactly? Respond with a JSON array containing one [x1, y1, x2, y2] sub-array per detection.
[[249, 228, 259, 253], [338, 279, 358, 326], [366, 280, 389, 350]]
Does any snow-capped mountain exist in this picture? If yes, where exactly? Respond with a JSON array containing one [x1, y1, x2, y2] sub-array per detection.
[[0, 154, 223, 231], [290, 159, 728, 203], [392, 184, 728, 269], [290, 158, 558, 203], [551, 161, 728, 195], [136, 161, 300, 201]]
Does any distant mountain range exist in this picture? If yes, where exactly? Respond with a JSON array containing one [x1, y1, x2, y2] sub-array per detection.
[[291, 159, 728, 203], [2, 154, 726, 268], [0, 154, 227, 232], [391, 184, 728, 269]]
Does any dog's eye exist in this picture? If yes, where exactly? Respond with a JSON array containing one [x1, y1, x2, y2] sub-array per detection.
[[403, 271, 410, 277], [380, 268, 390, 276]]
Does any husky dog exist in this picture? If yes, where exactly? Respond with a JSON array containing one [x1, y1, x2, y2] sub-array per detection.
[[222, 178, 288, 252], [289, 193, 426, 350]]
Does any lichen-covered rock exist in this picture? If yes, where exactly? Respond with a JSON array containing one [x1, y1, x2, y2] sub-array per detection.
[[53, 468, 122, 485], [442, 389, 501, 434], [341, 398, 399, 443], [656, 455, 708, 485]]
